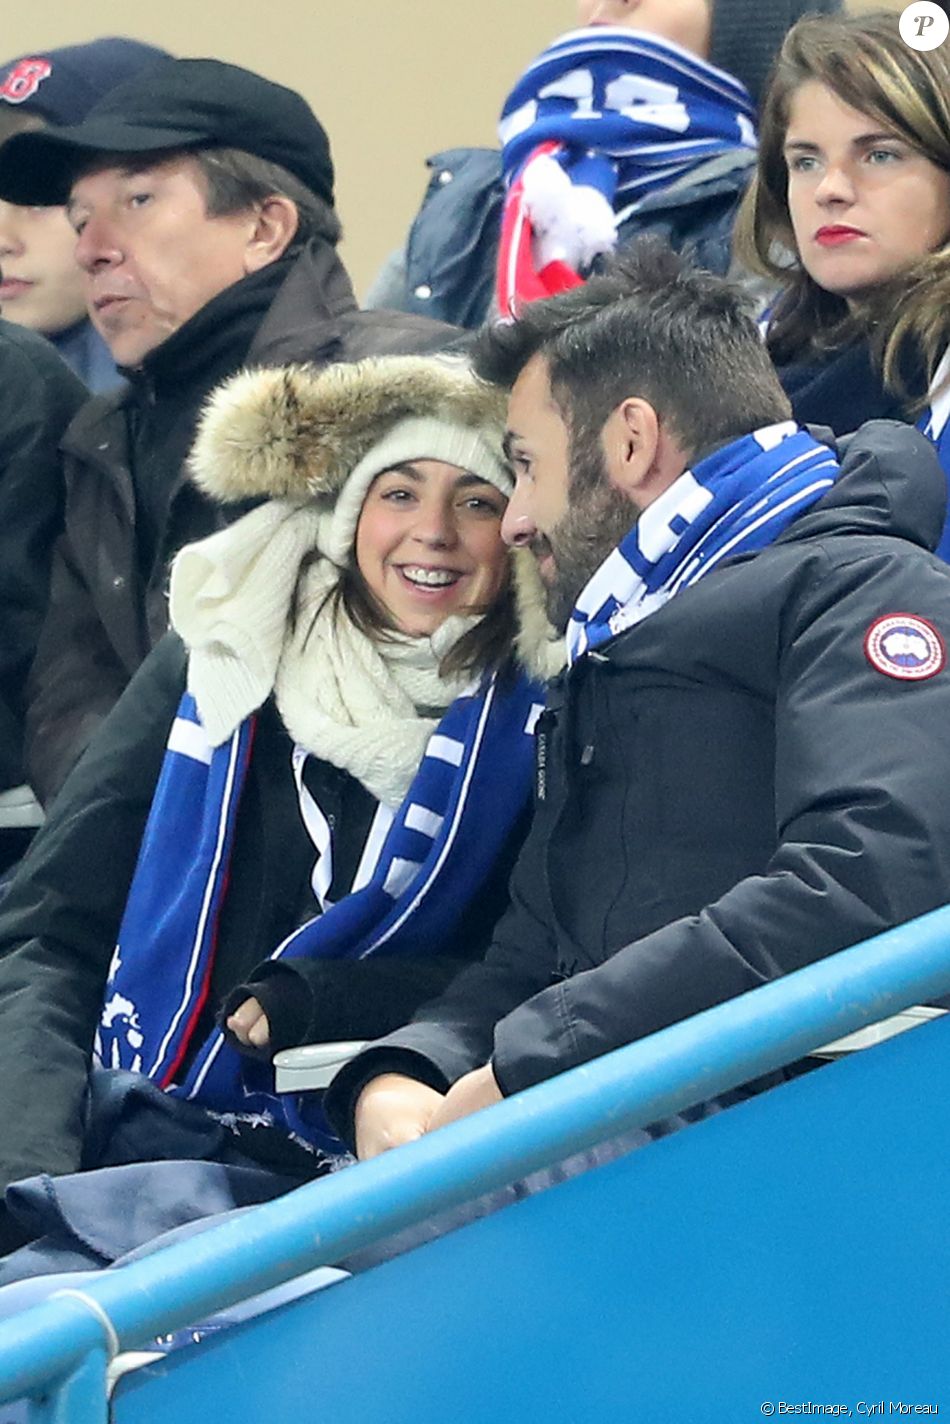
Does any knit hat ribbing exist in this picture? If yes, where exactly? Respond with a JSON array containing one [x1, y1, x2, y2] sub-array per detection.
[[710, 0, 844, 107]]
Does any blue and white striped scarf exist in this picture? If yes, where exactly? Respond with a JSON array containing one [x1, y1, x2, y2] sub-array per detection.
[[495, 29, 757, 316], [919, 346, 950, 561], [499, 28, 756, 222], [566, 423, 840, 665], [96, 669, 544, 1150]]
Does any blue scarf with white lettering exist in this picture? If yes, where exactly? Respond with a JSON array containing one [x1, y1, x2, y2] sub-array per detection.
[[500, 28, 756, 209], [566, 423, 840, 665], [97, 669, 544, 1150], [496, 28, 756, 315]]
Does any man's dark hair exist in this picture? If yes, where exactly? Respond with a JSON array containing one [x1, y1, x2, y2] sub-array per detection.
[[73, 144, 343, 254], [475, 241, 791, 469], [193, 147, 342, 253]]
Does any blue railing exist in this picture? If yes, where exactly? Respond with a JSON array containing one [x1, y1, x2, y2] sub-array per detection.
[[2, 903, 950, 1419]]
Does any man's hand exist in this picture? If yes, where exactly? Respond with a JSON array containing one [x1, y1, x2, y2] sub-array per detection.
[[226, 996, 271, 1050], [426, 1063, 503, 1132], [354, 1073, 445, 1160]]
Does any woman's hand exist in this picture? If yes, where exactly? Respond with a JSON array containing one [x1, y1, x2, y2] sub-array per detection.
[[226, 996, 271, 1050]]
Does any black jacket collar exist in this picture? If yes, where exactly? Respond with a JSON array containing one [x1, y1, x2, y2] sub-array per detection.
[[250, 238, 359, 367], [574, 420, 946, 677]]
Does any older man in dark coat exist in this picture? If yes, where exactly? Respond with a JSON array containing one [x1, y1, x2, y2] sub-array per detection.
[[0, 57, 460, 803]]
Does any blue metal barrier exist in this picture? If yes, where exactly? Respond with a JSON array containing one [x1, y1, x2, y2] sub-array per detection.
[[2, 903, 950, 1420]]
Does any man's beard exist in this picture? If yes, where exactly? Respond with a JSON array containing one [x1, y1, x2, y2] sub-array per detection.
[[535, 434, 638, 632]]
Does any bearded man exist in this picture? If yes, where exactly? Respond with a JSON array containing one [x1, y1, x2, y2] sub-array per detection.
[[324, 242, 950, 1161]]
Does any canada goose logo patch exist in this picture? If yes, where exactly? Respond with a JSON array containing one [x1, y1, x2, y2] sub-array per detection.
[[864, 614, 945, 681]]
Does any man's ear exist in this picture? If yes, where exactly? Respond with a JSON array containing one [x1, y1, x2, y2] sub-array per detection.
[[243, 195, 300, 272], [602, 397, 660, 503]]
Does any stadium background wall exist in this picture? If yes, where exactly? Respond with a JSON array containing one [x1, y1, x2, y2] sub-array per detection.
[[1, 0, 902, 301]]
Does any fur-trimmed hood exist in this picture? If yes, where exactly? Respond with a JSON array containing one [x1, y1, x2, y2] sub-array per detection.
[[188, 355, 509, 504], [511, 544, 565, 681], [185, 355, 565, 682]]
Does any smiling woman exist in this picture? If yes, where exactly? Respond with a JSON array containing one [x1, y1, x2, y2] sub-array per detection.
[[355, 460, 508, 638], [0, 351, 562, 1272], [734, 9, 950, 555]]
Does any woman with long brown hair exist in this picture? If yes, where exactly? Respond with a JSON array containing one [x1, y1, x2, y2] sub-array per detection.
[[735, 8, 950, 553]]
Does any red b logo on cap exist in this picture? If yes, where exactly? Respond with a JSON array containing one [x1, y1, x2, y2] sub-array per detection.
[[0, 58, 53, 104]]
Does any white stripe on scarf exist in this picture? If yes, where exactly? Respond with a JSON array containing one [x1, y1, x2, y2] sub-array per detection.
[[566, 423, 839, 665]]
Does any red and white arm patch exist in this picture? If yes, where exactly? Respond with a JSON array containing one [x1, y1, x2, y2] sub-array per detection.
[[864, 613, 946, 681]]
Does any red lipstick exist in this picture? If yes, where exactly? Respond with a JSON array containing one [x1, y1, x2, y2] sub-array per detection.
[[815, 225, 866, 247]]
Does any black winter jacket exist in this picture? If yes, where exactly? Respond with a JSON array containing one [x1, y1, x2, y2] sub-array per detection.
[[0, 634, 523, 1216], [326, 422, 950, 1142], [0, 322, 87, 793], [24, 239, 462, 805]]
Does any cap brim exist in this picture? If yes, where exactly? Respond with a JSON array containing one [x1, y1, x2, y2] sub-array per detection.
[[0, 120, 210, 205]]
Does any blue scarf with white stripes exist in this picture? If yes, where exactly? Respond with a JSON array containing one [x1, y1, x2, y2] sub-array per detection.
[[495, 29, 756, 316], [97, 669, 544, 1150], [566, 423, 840, 665], [499, 28, 756, 222]]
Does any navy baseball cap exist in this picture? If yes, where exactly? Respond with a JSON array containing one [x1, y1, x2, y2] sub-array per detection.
[[0, 56, 335, 208], [0, 38, 170, 126]]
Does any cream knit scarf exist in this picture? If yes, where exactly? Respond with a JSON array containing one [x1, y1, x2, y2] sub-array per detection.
[[170, 500, 477, 808]]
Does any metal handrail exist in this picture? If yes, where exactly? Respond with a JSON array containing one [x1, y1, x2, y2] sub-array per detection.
[[2, 903, 950, 1407]]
